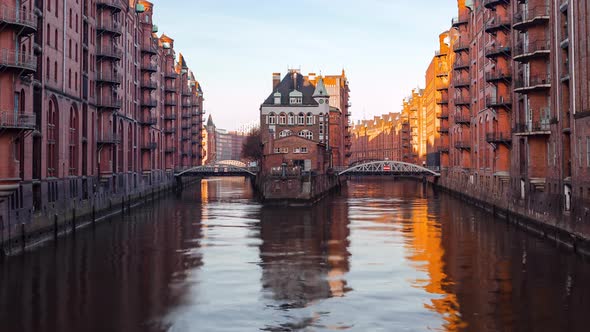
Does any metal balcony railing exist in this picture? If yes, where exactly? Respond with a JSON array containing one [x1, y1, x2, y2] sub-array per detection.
[[0, 49, 36, 72], [96, 95, 122, 109], [483, 0, 510, 9], [437, 146, 450, 153], [486, 96, 512, 108], [165, 71, 178, 79], [140, 62, 158, 72], [486, 132, 512, 144], [513, 40, 550, 60], [454, 97, 470, 106], [514, 75, 551, 91], [437, 126, 449, 134], [139, 115, 157, 126], [485, 71, 512, 82], [96, 72, 122, 84], [454, 141, 471, 150], [97, 132, 121, 144], [0, 5, 37, 33], [453, 40, 470, 52], [451, 16, 469, 27], [455, 114, 471, 125], [453, 77, 471, 88], [96, 44, 122, 60], [96, 0, 124, 12], [164, 114, 177, 121], [163, 128, 176, 134], [165, 98, 177, 106], [0, 111, 36, 130], [485, 14, 511, 33], [141, 42, 158, 55], [141, 97, 158, 108], [96, 20, 122, 35], [513, 6, 550, 30], [513, 121, 551, 134], [453, 58, 470, 70], [140, 78, 157, 89], [164, 84, 177, 92], [485, 44, 511, 58]]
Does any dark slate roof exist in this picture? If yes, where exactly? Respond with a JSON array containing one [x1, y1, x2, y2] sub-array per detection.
[[262, 72, 318, 106], [206, 114, 214, 127]]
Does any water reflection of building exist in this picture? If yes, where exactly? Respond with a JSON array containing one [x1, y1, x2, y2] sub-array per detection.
[[258, 199, 351, 309], [0, 187, 205, 332]]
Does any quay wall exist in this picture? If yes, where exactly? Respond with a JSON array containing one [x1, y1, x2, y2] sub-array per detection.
[[258, 174, 341, 206], [0, 173, 199, 256]]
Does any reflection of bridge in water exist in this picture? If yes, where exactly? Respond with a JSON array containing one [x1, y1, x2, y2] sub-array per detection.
[[175, 160, 258, 178]]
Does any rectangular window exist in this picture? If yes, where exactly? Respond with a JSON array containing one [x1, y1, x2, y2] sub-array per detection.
[[293, 148, 300, 153], [301, 147, 308, 153], [579, 138, 583, 167], [274, 148, 280, 153], [281, 147, 288, 153], [587, 137, 590, 167]]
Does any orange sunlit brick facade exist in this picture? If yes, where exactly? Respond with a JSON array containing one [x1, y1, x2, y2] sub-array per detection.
[[351, 0, 590, 238]]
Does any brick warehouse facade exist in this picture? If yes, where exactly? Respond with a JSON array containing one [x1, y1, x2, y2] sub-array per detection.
[[0, 0, 204, 250], [350, 0, 590, 244]]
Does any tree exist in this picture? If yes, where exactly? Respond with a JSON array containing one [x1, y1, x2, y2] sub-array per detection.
[[241, 127, 263, 162]]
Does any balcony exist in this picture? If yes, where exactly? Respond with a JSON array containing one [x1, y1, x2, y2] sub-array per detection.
[[96, 0, 123, 12], [164, 84, 177, 92], [139, 115, 157, 126], [436, 111, 449, 120], [141, 142, 158, 150], [182, 112, 191, 119], [0, 49, 36, 73], [453, 40, 470, 53], [437, 146, 450, 153], [435, 81, 449, 91], [164, 114, 177, 121], [514, 75, 551, 93], [484, 15, 511, 34], [451, 16, 469, 28], [513, 6, 550, 31], [485, 71, 512, 83], [96, 44, 122, 60], [0, 112, 36, 130], [181, 124, 191, 130], [191, 128, 200, 135], [96, 95, 122, 110], [165, 147, 176, 154], [165, 71, 178, 79], [163, 128, 176, 134], [454, 97, 470, 106], [140, 78, 157, 90], [181, 89, 192, 97], [453, 58, 470, 71], [141, 97, 157, 108], [97, 132, 121, 145], [165, 98, 177, 106], [96, 72, 122, 85], [486, 132, 512, 146], [483, 0, 510, 9], [513, 121, 551, 136], [455, 141, 471, 150], [485, 44, 511, 59], [141, 43, 158, 55], [453, 77, 471, 89], [0, 6, 38, 35], [437, 126, 449, 134], [513, 40, 550, 62], [455, 114, 471, 125], [182, 100, 193, 108], [436, 96, 449, 105], [181, 135, 191, 141], [96, 20, 122, 36], [140, 62, 157, 72], [486, 96, 512, 109]]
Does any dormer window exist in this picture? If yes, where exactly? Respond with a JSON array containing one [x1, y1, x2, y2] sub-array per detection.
[[274, 91, 281, 105], [289, 90, 303, 105]]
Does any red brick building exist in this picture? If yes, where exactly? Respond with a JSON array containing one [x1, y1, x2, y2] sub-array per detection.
[[0, 0, 204, 245], [259, 70, 350, 175]]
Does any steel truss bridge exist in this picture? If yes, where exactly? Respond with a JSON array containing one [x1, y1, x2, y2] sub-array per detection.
[[336, 160, 440, 177], [175, 161, 258, 177]]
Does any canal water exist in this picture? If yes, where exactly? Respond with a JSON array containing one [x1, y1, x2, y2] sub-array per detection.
[[1, 178, 589, 332]]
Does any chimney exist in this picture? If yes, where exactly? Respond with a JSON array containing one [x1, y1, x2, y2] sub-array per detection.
[[272, 73, 281, 90]]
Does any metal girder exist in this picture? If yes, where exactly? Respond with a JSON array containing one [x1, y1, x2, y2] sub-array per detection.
[[216, 160, 247, 167], [338, 160, 440, 177], [176, 163, 257, 177]]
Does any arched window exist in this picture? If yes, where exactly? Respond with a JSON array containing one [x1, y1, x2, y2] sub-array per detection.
[[46, 57, 50, 80], [299, 130, 313, 140], [306, 112, 313, 125], [268, 112, 276, 125], [279, 113, 286, 125], [288, 113, 295, 125], [68, 106, 78, 175], [47, 99, 58, 177], [298, 113, 305, 125], [279, 130, 292, 138], [54, 61, 57, 82]]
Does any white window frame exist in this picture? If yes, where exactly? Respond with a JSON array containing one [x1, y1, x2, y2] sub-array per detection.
[[301, 147, 308, 153]]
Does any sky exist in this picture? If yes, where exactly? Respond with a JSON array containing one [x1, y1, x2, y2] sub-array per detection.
[[151, 0, 457, 130]]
